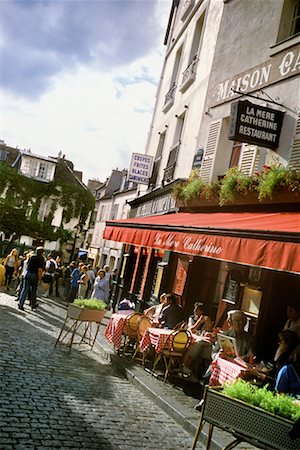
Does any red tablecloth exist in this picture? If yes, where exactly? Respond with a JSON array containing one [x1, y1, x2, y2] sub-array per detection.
[[139, 328, 174, 353], [104, 312, 134, 349], [209, 356, 248, 386]]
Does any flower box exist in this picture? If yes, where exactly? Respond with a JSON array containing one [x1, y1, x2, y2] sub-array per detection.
[[67, 304, 105, 323], [192, 386, 300, 450]]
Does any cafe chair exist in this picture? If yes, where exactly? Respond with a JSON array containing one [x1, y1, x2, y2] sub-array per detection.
[[132, 315, 153, 364], [121, 312, 142, 356], [153, 330, 192, 383]]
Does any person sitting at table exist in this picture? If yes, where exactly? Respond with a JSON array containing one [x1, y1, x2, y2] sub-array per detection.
[[144, 293, 168, 321], [275, 344, 300, 396], [188, 302, 213, 335], [274, 329, 299, 374], [158, 293, 183, 329], [213, 310, 254, 361]]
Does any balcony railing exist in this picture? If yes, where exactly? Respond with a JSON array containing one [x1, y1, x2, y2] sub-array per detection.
[[180, 56, 198, 92], [163, 142, 181, 182], [163, 83, 176, 112]]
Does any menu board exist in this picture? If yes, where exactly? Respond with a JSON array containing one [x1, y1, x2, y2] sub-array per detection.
[[223, 274, 240, 304]]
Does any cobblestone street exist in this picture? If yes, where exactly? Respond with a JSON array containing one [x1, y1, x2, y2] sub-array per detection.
[[0, 292, 194, 450]]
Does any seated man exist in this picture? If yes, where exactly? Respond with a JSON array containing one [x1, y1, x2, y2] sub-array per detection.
[[275, 344, 300, 397], [158, 293, 183, 329], [213, 309, 254, 360], [144, 293, 168, 322]]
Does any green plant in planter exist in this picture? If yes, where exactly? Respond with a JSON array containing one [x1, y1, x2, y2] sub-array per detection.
[[223, 379, 300, 422], [73, 299, 107, 310], [219, 167, 256, 205], [257, 164, 300, 200], [173, 170, 213, 202]]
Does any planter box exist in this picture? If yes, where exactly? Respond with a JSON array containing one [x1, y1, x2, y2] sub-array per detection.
[[192, 386, 300, 450], [67, 304, 105, 323]]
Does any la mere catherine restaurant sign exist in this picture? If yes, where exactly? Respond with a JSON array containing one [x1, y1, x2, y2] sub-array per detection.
[[228, 100, 284, 149], [128, 152, 154, 185]]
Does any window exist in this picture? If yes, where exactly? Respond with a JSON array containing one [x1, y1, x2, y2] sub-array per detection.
[[38, 162, 49, 180], [163, 113, 185, 183], [0, 149, 8, 161], [28, 159, 38, 177], [163, 45, 183, 111], [181, 13, 205, 91], [148, 132, 166, 188], [110, 204, 119, 220], [277, 0, 300, 42], [229, 141, 242, 168]]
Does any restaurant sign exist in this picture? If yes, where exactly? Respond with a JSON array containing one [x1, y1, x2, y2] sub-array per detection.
[[228, 100, 284, 149], [128, 152, 154, 185], [211, 43, 300, 106]]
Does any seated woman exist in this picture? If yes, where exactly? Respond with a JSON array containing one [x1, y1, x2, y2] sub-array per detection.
[[275, 344, 300, 397], [144, 293, 167, 322], [188, 302, 213, 335], [274, 329, 298, 374]]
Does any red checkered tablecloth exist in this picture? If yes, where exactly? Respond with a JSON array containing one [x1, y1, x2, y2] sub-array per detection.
[[104, 312, 133, 349], [139, 328, 174, 353], [209, 356, 247, 386]]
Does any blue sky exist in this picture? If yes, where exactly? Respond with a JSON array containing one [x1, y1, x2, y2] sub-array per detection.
[[0, 0, 170, 183]]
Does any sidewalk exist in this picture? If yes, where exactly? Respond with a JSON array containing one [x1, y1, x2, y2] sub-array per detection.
[[1, 289, 257, 450], [96, 311, 258, 450]]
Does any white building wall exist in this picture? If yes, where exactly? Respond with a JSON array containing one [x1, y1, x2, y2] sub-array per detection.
[[144, 0, 224, 186]]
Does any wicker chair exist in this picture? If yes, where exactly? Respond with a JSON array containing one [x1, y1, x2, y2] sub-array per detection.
[[121, 312, 142, 355], [132, 315, 153, 364], [153, 330, 191, 383]]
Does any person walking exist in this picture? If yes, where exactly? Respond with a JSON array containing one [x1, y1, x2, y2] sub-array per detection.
[[18, 246, 45, 311], [91, 269, 110, 305], [77, 265, 88, 299], [42, 253, 57, 297], [85, 264, 95, 298], [66, 262, 83, 303], [54, 256, 64, 297], [4, 248, 18, 292]]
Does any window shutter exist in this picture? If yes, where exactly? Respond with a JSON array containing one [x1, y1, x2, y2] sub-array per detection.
[[200, 120, 222, 183], [239, 144, 259, 175], [289, 114, 300, 169]]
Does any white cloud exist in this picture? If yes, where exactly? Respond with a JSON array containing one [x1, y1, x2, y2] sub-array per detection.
[[1, 0, 170, 183]]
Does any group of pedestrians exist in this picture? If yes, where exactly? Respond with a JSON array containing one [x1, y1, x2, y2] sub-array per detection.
[[65, 263, 113, 306], [1, 246, 118, 311]]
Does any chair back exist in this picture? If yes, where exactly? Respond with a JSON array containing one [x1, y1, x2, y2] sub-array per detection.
[[137, 316, 152, 339], [170, 330, 191, 353], [125, 312, 142, 333]]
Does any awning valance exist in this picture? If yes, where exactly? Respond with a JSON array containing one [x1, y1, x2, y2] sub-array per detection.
[[103, 212, 300, 274]]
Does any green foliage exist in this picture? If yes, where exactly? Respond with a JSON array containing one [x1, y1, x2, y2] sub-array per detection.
[[219, 167, 255, 206], [223, 379, 300, 422], [73, 299, 107, 310], [172, 164, 299, 206], [258, 165, 300, 200], [0, 163, 95, 241]]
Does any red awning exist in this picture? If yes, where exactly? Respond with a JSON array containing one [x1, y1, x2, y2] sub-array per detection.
[[103, 212, 300, 274]]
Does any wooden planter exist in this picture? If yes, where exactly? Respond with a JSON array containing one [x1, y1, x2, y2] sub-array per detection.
[[55, 305, 106, 352], [67, 304, 105, 323], [192, 386, 300, 450]]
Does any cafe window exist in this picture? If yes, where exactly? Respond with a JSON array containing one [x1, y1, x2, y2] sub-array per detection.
[[277, 0, 300, 42]]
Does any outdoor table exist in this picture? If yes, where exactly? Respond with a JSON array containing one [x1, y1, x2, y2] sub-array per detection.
[[209, 356, 249, 386], [140, 328, 205, 353], [104, 311, 134, 349], [139, 328, 174, 353]]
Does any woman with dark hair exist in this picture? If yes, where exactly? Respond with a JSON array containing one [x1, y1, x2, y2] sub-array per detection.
[[275, 344, 300, 396], [274, 329, 299, 373], [4, 248, 18, 291]]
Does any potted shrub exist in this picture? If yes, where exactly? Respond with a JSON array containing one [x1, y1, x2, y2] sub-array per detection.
[[192, 380, 300, 450]]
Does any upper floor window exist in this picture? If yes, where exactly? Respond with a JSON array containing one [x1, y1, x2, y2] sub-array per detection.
[[148, 132, 166, 188], [229, 141, 242, 168], [277, 0, 300, 42], [163, 45, 183, 112], [38, 162, 50, 180], [0, 149, 8, 161]]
